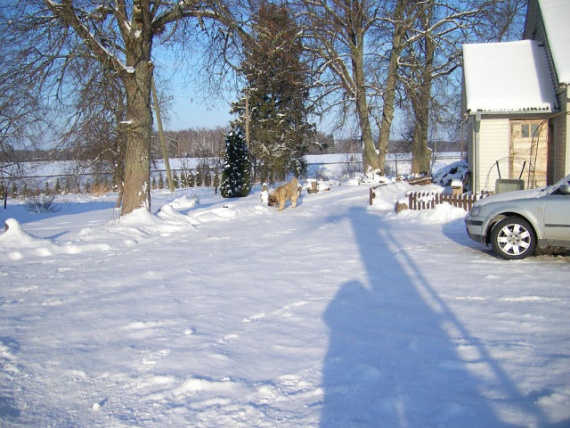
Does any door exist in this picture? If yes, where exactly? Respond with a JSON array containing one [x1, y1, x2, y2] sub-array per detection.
[[510, 119, 548, 188], [543, 193, 570, 245]]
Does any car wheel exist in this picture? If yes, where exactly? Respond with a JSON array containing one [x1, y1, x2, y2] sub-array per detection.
[[490, 217, 537, 260]]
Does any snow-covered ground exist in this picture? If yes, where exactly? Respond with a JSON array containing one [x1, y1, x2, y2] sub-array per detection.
[[1, 180, 569, 427]]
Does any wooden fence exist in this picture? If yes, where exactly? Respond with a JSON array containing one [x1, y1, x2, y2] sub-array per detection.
[[407, 191, 489, 211]]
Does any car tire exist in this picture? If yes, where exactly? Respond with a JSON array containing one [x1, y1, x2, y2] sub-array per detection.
[[490, 217, 537, 260]]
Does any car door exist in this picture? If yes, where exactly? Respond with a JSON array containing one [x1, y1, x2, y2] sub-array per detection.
[[543, 192, 570, 245]]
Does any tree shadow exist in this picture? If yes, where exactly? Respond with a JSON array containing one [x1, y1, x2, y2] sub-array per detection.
[[320, 206, 549, 427], [1, 200, 117, 227]]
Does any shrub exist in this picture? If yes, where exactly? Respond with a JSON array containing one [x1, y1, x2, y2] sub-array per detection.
[[221, 130, 251, 198], [24, 195, 59, 213]]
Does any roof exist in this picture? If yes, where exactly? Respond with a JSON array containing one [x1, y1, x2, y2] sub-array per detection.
[[538, 0, 570, 84], [463, 40, 557, 114]]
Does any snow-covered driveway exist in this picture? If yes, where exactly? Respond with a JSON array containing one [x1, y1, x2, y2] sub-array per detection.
[[1, 183, 569, 427]]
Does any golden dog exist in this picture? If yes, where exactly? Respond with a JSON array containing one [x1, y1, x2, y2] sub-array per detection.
[[268, 177, 300, 211]]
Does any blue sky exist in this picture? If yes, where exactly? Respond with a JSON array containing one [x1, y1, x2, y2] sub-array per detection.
[[166, 95, 233, 131], [154, 46, 235, 131]]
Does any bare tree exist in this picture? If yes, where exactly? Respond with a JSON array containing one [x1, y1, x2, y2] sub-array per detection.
[[296, 0, 526, 176], [297, 0, 385, 173], [1, 3, 50, 202], [398, 0, 527, 175], [57, 57, 129, 205], [2, 0, 241, 215], [376, 0, 416, 173]]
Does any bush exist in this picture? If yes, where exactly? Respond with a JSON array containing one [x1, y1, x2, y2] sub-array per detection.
[[24, 195, 59, 213]]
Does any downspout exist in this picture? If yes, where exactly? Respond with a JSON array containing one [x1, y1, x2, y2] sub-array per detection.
[[474, 113, 481, 194]]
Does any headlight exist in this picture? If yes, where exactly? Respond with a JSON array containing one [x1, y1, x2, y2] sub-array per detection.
[[470, 206, 481, 217]]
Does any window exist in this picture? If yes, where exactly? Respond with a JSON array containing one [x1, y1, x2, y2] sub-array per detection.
[[520, 123, 539, 139]]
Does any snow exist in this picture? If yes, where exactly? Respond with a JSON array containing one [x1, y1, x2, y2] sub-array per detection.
[[538, 0, 570, 84], [462, 40, 557, 113], [1, 181, 569, 427]]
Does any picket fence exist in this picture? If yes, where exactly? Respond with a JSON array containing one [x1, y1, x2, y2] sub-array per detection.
[[368, 183, 490, 212], [406, 191, 489, 212]]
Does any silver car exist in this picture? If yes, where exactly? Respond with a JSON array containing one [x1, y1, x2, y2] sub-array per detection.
[[465, 174, 570, 259]]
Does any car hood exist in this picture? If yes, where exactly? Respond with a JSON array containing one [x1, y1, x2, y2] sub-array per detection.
[[472, 173, 570, 209], [475, 187, 549, 208]]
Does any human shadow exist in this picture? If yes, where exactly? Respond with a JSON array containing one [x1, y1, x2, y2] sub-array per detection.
[[0, 337, 21, 423], [320, 206, 550, 427]]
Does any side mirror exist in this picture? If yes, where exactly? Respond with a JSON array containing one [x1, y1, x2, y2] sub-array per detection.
[[559, 184, 570, 195]]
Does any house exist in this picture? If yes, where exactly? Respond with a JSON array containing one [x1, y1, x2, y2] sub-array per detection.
[[462, 0, 570, 193]]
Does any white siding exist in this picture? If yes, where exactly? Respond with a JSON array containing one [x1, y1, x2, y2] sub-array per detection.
[[478, 118, 510, 191]]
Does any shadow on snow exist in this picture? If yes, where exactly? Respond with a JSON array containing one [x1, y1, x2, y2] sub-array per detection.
[[320, 206, 550, 427]]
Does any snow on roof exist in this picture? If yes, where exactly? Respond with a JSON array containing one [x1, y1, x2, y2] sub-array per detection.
[[463, 40, 557, 114], [538, 0, 570, 84]]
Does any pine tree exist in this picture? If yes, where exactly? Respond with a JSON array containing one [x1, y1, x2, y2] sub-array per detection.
[[195, 170, 203, 187], [231, 1, 314, 182], [221, 130, 252, 198]]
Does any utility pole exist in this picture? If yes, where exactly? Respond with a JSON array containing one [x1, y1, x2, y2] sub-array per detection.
[[245, 91, 251, 148], [151, 75, 175, 192]]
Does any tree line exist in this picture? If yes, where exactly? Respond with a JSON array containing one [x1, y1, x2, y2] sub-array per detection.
[[0, 0, 526, 215]]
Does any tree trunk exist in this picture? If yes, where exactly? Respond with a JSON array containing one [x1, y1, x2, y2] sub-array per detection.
[[357, 89, 378, 173], [352, 27, 378, 173], [411, 4, 435, 175], [120, 32, 153, 215], [378, 0, 408, 173], [121, 70, 152, 215], [411, 105, 431, 174]]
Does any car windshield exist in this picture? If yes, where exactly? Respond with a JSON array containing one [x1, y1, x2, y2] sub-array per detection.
[[546, 173, 570, 194]]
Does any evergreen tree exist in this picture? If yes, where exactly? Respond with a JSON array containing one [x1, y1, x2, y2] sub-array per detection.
[[231, 1, 314, 182], [221, 130, 252, 198]]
